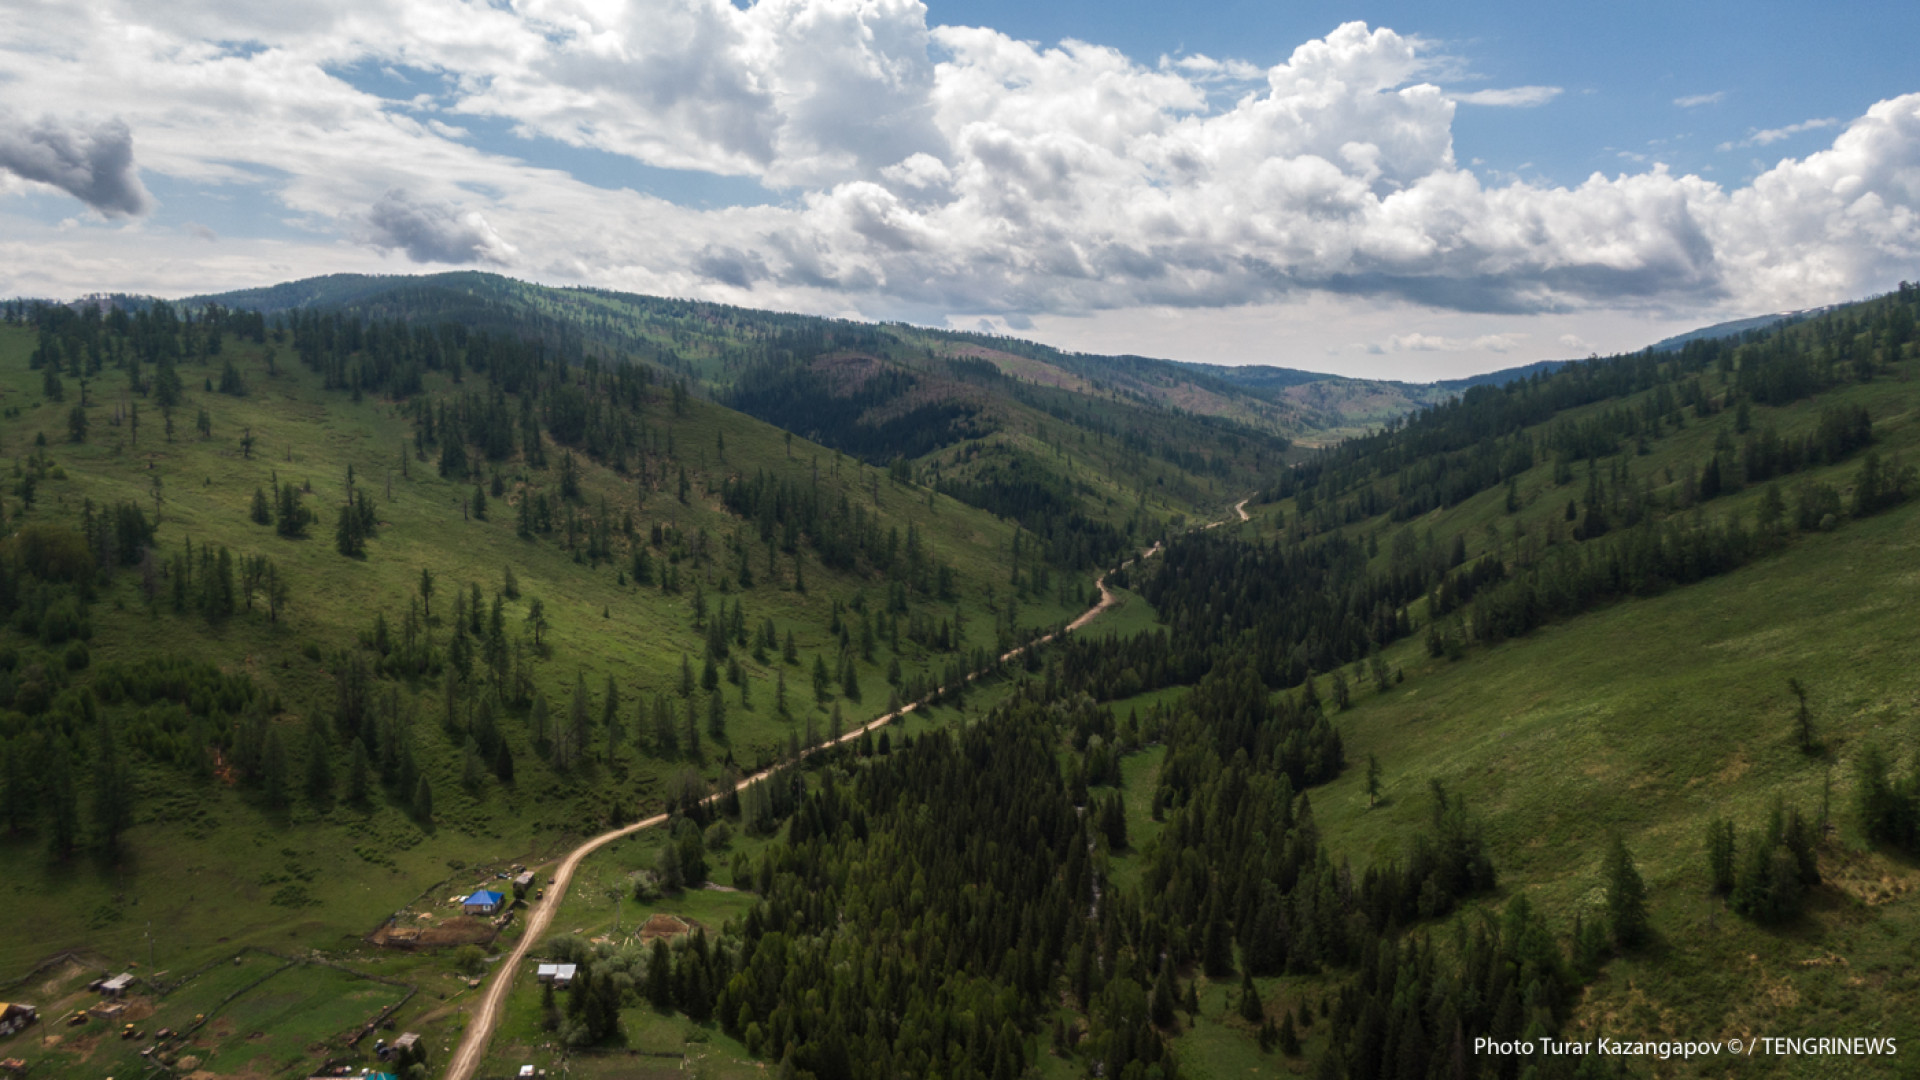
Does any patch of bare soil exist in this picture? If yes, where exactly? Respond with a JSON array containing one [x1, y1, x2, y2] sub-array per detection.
[[637, 914, 699, 943], [369, 916, 497, 949]]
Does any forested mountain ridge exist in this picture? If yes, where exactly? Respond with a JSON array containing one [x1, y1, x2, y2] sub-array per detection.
[[181, 272, 1297, 574], [184, 271, 1454, 446], [4, 279, 1919, 1080]]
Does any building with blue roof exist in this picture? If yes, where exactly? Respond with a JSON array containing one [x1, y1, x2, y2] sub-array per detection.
[[463, 890, 505, 915]]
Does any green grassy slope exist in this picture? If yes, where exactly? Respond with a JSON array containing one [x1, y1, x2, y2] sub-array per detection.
[[1313, 500, 1920, 1068], [1166, 290, 1920, 1074], [0, 315, 1091, 980]]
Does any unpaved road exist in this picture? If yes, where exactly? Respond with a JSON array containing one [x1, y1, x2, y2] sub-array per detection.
[[1073, 498, 1247, 630], [442, 496, 1252, 1080]]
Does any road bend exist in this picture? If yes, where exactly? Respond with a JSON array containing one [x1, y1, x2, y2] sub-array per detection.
[[442, 496, 1251, 1080]]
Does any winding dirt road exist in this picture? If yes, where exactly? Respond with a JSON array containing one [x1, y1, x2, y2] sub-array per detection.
[[442, 495, 1253, 1080]]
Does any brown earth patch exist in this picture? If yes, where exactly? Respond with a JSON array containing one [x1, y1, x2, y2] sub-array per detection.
[[369, 915, 497, 949], [637, 914, 699, 944], [66, 1031, 103, 1062]]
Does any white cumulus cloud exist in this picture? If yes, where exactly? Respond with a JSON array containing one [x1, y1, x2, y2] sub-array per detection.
[[0, 3, 1917, 349]]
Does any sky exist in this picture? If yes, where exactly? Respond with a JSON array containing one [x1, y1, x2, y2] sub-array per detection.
[[2, 1, 1919, 379]]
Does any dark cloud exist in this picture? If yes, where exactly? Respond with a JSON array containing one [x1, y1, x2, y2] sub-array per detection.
[[366, 189, 514, 264], [693, 244, 769, 289], [0, 113, 154, 217]]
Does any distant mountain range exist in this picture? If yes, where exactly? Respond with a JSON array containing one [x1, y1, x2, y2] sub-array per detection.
[[36, 272, 1826, 444]]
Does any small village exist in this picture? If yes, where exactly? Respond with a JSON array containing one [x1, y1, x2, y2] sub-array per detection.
[[0, 846, 734, 1080]]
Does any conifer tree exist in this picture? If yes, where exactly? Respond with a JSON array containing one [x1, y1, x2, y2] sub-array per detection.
[[1149, 967, 1176, 1029], [1788, 677, 1817, 754], [44, 738, 78, 859], [813, 654, 833, 703], [1238, 970, 1263, 1023], [1604, 834, 1649, 948], [348, 737, 372, 806], [262, 728, 290, 810], [304, 718, 334, 808], [335, 503, 365, 557], [566, 673, 591, 769], [1706, 818, 1737, 895], [1, 740, 32, 835], [601, 675, 621, 760], [91, 715, 132, 849], [653, 694, 678, 756]]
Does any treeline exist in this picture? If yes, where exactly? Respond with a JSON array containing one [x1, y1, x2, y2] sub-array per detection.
[[1265, 284, 1919, 535], [1459, 448, 1915, 647], [10, 298, 267, 379]]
